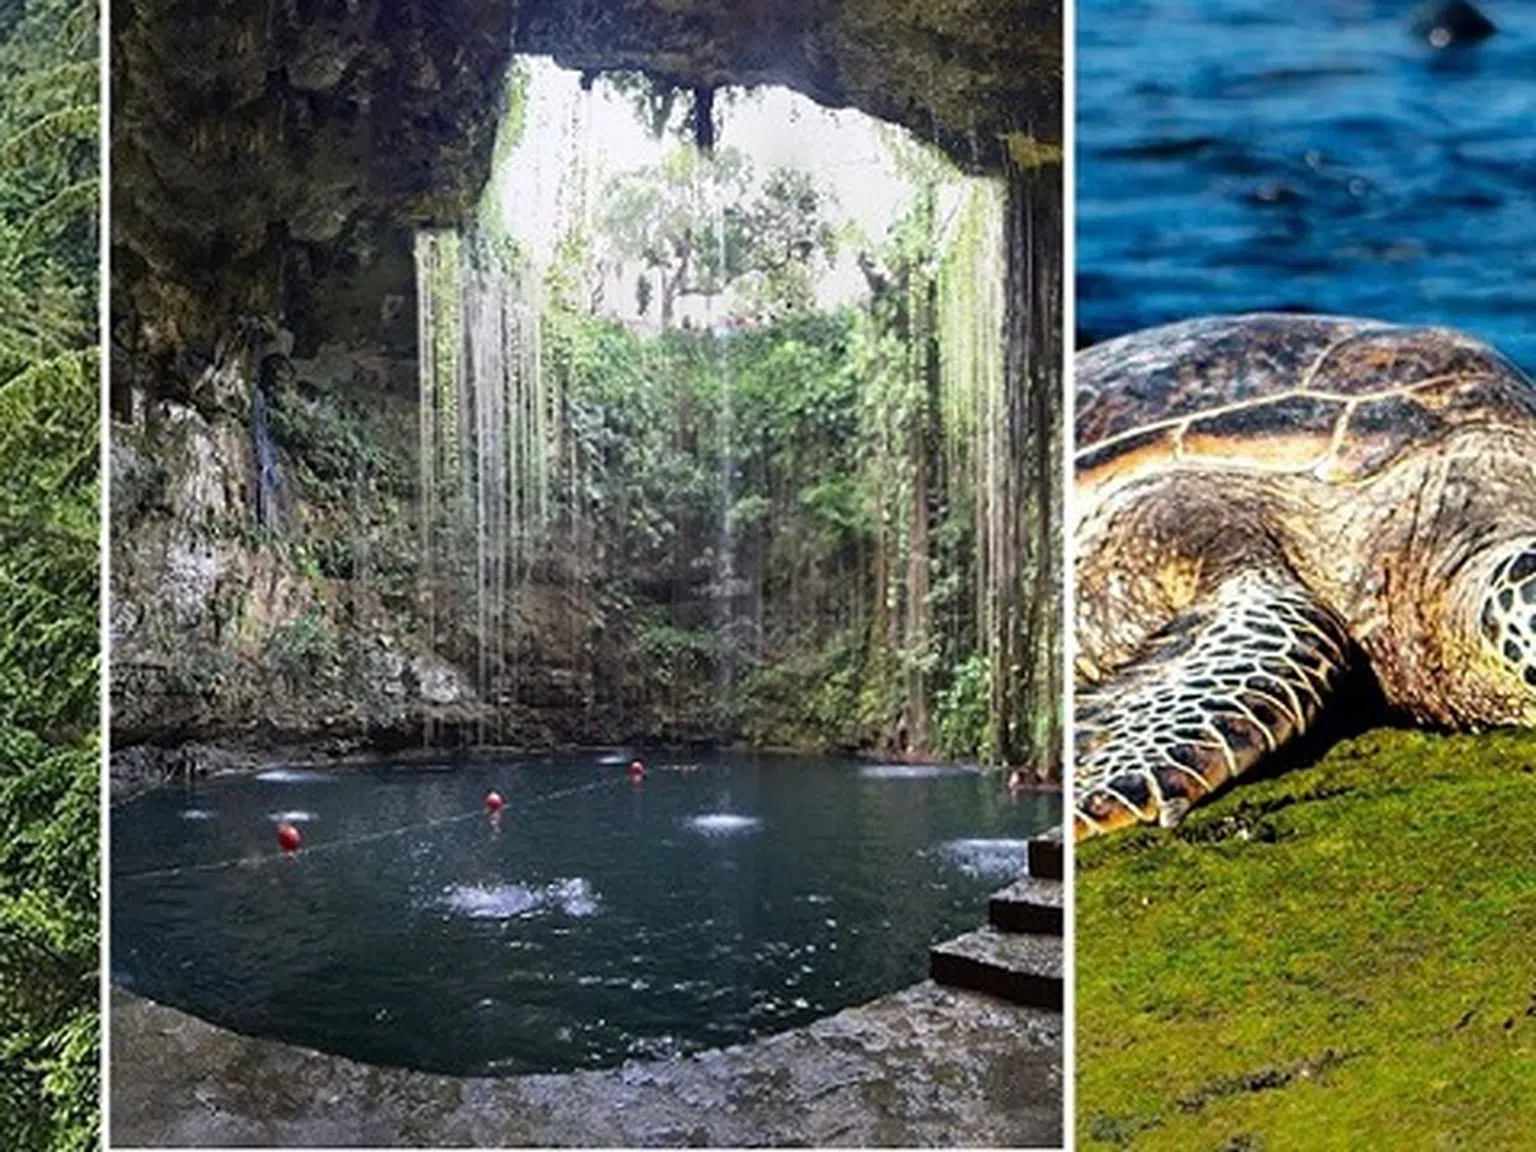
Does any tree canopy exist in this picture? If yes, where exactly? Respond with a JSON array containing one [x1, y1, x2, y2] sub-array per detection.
[[596, 146, 839, 327], [0, 1, 101, 1148]]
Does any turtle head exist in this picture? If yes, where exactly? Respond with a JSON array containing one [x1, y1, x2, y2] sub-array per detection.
[[1471, 538, 1536, 718]]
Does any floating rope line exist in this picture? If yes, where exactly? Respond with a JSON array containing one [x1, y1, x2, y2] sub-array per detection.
[[113, 772, 635, 884]]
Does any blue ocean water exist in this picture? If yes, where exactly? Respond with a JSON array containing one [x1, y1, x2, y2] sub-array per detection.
[[1078, 0, 1536, 368]]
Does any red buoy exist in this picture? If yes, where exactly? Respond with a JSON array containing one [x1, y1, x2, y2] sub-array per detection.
[[276, 822, 302, 853], [628, 759, 646, 780], [484, 790, 505, 814]]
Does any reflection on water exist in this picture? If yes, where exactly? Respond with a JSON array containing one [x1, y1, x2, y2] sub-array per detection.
[[859, 763, 974, 780], [1079, 0, 1536, 366], [255, 767, 331, 783], [112, 749, 1059, 1076]]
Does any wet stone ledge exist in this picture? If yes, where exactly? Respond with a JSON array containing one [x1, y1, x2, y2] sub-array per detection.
[[111, 982, 1062, 1147]]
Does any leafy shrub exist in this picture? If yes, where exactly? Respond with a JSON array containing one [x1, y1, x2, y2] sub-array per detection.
[[264, 607, 340, 684], [934, 652, 992, 762]]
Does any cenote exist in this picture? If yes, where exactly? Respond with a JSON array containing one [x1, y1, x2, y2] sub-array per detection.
[[112, 52, 1064, 1086], [106, 5, 1065, 1145], [112, 751, 1056, 1075]]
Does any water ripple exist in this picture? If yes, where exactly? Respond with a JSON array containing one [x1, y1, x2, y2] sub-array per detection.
[[860, 763, 972, 780], [940, 838, 1030, 879], [1079, 0, 1536, 367]]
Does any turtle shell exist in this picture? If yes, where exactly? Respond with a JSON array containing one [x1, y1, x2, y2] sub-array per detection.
[[1077, 314, 1536, 492]]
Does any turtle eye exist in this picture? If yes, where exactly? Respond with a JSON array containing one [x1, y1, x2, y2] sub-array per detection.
[[1484, 543, 1536, 691]]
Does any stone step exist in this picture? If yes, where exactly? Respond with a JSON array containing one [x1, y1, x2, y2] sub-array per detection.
[[989, 877, 1063, 937], [930, 927, 1062, 1012], [1026, 824, 1064, 881]]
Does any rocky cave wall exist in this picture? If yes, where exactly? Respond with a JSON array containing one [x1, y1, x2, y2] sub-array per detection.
[[110, 0, 1063, 763], [112, 0, 1061, 384], [111, 0, 518, 387]]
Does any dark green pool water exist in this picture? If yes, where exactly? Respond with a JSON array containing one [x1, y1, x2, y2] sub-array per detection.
[[111, 749, 1058, 1075]]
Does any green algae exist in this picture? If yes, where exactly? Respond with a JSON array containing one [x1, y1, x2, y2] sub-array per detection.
[[1076, 726, 1536, 1150]]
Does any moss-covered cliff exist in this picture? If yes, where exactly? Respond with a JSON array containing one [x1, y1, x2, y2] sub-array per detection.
[[111, 337, 481, 750]]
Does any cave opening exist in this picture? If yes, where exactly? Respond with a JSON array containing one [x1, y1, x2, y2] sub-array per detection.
[[409, 57, 1024, 762], [109, 70, 1070, 1079], [110, 2, 1062, 777]]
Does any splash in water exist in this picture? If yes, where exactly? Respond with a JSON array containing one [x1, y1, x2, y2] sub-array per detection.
[[255, 768, 329, 784], [439, 877, 601, 920], [687, 813, 762, 836], [268, 810, 318, 824], [940, 837, 1030, 879]]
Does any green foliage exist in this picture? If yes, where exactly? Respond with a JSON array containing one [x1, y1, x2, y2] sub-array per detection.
[[732, 167, 839, 320], [265, 606, 340, 685], [533, 128, 1005, 756], [635, 615, 723, 687], [549, 305, 868, 568], [164, 643, 234, 705], [0, 352, 98, 738], [0, 2, 97, 307], [0, 2, 100, 1147], [0, 736, 99, 1152], [444, 116, 1004, 759], [595, 148, 839, 326], [933, 653, 992, 761], [598, 146, 751, 323], [267, 379, 407, 502], [739, 632, 896, 752], [476, 57, 531, 231], [260, 367, 421, 608]]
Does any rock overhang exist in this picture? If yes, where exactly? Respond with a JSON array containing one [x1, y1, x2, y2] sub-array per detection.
[[111, 0, 1060, 375]]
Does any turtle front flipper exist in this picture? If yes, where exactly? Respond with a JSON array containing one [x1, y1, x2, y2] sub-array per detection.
[[1074, 569, 1355, 839]]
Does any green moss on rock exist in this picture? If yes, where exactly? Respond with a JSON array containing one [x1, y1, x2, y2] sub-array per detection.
[[1077, 727, 1536, 1150]]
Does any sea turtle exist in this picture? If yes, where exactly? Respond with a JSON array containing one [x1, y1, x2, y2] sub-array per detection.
[[1074, 313, 1536, 838]]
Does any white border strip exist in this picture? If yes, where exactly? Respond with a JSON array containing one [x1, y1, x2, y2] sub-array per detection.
[[1062, 0, 1079, 1143], [97, 0, 112, 1141]]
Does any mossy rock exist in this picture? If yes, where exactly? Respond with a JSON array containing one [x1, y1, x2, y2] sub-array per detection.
[[1077, 727, 1536, 1150]]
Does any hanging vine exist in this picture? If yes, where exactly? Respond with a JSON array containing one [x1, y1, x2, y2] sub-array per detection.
[[411, 70, 1048, 772]]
